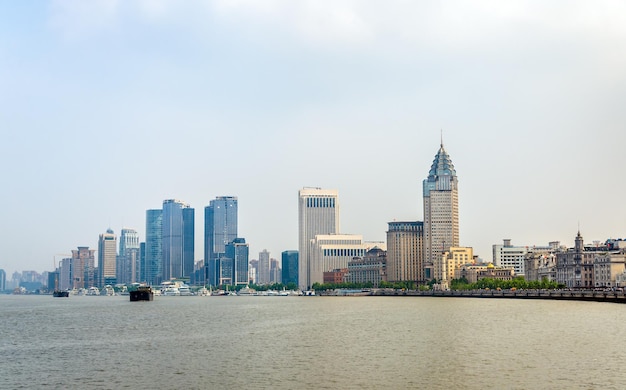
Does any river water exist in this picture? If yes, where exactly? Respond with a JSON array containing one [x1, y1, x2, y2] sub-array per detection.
[[1, 294, 625, 389]]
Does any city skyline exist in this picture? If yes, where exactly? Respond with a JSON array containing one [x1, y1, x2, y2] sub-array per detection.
[[2, 2, 626, 274]]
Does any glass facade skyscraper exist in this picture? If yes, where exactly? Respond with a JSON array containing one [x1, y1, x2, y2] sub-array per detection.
[[145, 209, 163, 286], [162, 199, 194, 281], [281, 250, 298, 286], [204, 196, 238, 286]]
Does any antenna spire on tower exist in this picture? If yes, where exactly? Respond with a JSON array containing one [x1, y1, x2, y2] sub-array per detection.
[[440, 129, 444, 147]]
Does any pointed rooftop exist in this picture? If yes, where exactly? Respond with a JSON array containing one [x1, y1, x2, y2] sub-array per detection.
[[428, 143, 456, 178]]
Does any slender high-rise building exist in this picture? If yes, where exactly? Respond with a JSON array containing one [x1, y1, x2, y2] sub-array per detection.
[[119, 228, 140, 284], [258, 249, 270, 285], [423, 142, 459, 280], [145, 209, 163, 286], [71, 247, 96, 289], [162, 199, 195, 281], [225, 238, 249, 286], [204, 196, 238, 286], [281, 251, 298, 287], [298, 188, 339, 290], [97, 228, 117, 287]]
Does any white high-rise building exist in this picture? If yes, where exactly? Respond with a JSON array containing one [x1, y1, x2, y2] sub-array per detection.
[[258, 249, 270, 285], [298, 188, 339, 290], [423, 142, 459, 280]]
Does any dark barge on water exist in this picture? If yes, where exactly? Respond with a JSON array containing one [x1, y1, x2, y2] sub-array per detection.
[[53, 290, 69, 298], [129, 286, 154, 302]]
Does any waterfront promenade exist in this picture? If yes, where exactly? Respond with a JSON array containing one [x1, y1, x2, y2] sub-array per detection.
[[370, 288, 626, 303]]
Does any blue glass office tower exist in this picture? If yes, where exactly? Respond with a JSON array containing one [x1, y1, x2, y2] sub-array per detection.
[[204, 196, 238, 286], [162, 199, 195, 281], [226, 238, 249, 286], [145, 209, 163, 286], [281, 250, 299, 286]]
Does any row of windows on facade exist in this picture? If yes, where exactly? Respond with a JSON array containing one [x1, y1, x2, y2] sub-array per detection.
[[322, 249, 367, 257], [306, 197, 336, 208]]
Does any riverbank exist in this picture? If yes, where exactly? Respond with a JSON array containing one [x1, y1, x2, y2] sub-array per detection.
[[368, 289, 626, 303]]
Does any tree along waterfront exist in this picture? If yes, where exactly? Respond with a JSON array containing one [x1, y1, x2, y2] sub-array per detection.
[[450, 276, 562, 291]]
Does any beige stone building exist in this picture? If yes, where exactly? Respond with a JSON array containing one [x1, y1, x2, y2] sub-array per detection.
[[434, 247, 473, 282], [455, 263, 514, 284], [593, 252, 626, 288], [386, 221, 423, 283]]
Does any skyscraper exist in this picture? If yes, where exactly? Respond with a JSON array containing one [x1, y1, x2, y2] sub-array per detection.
[[258, 249, 270, 285], [97, 228, 117, 287], [281, 251, 298, 287], [298, 188, 339, 290], [145, 209, 163, 285], [162, 199, 195, 281], [423, 142, 459, 280], [119, 228, 140, 284], [71, 247, 96, 289], [0, 269, 5, 292], [225, 238, 249, 286], [204, 196, 238, 286]]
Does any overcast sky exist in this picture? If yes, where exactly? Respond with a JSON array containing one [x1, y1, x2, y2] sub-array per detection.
[[1, 1, 626, 275]]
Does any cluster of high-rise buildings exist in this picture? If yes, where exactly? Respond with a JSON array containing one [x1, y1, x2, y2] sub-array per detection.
[[4, 141, 626, 293]]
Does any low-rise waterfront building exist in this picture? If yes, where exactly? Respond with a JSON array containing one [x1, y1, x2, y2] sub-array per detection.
[[556, 232, 605, 289], [434, 247, 473, 283], [346, 247, 387, 287], [594, 252, 626, 289], [455, 263, 514, 284]]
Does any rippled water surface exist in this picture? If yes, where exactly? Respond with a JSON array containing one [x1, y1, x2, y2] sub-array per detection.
[[1, 295, 626, 389]]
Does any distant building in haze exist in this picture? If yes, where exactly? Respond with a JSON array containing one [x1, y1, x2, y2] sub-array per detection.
[[281, 251, 298, 287], [118, 228, 140, 284], [204, 196, 238, 286], [97, 228, 117, 287], [298, 188, 339, 290], [423, 142, 459, 280], [258, 249, 271, 285], [71, 247, 96, 289], [0, 269, 5, 291], [145, 209, 163, 285], [225, 238, 249, 286], [162, 199, 195, 281], [270, 258, 281, 284]]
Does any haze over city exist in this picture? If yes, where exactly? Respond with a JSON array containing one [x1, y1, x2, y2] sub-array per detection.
[[1, 1, 626, 275]]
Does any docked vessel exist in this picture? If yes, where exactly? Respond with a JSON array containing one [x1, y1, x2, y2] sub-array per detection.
[[53, 290, 69, 298], [129, 286, 154, 301]]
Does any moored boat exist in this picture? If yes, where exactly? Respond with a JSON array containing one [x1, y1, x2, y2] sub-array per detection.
[[53, 290, 69, 298], [130, 286, 154, 301]]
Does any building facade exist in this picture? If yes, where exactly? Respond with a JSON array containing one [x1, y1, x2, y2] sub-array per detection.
[[346, 247, 387, 287], [386, 221, 423, 283], [556, 232, 597, 289], [97, 228, 117, 287], [204, 196, 238, 287], [492, 239, 527, 276], [281, 250, 298, 287], [423, 143, 459, 280], [118, 228, 140, 285], [309, 234, 366, 286], [225, 238, 249, 286], [298, 188, 339, 290], [258, 249, 271, 285], [162, 199, 195, 281], [71, 247, 96, 289], [434, 246, 474, 283], [145, 209, 163, 286]]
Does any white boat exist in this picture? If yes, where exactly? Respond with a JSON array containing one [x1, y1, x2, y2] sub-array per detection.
[[162, 286, 180, 296], [237, 286, 257, 296], [101, 285, 115, 296], [86, 286, 100, 296], [197, 287, 211, 296], [179, 284, 192, 296]]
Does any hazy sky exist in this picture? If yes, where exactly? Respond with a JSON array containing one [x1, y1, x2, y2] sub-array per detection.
[[2, 1, 626, 275]]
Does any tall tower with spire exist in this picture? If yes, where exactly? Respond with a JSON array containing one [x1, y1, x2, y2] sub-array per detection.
[[423, 141, 459, 279]]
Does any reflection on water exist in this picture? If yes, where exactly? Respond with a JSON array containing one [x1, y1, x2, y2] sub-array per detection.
[[1, 295, 625, 389]]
